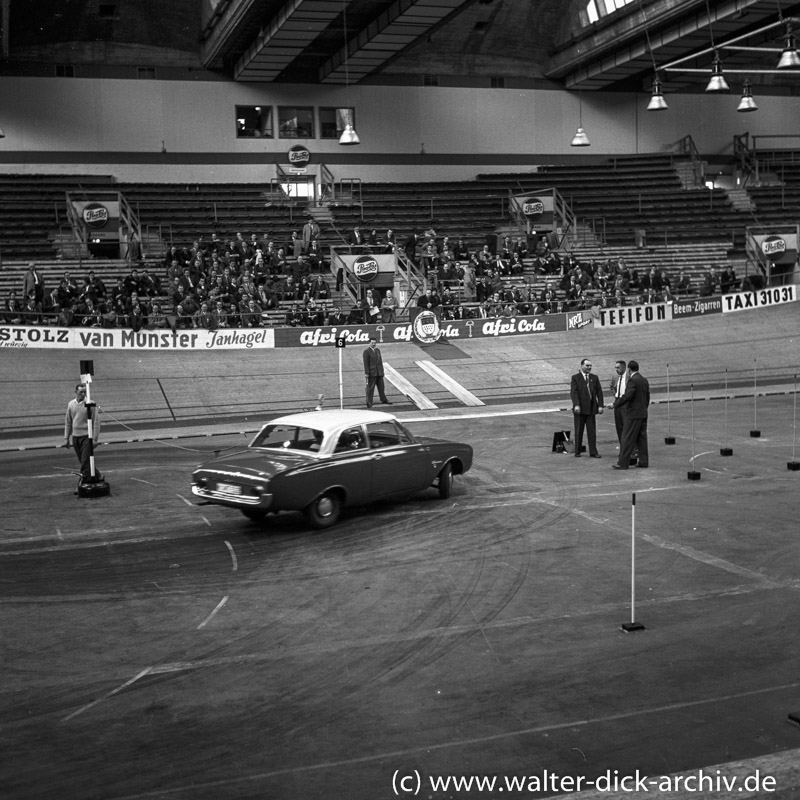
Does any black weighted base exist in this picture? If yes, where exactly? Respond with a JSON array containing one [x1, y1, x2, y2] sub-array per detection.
[[720, 447, 733, 457], [664, 436, 676, 445], [77, 479, 112, 498], [687, 471, 701, 481], [621, 622, 646, 633], [788, 462, 800, 472], [750, 430, 761, 438]]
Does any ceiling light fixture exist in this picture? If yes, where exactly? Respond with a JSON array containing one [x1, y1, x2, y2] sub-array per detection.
[[638, 0, 669, 111], [338, 0, 360, 146], [570, 94, 590, 147], [736, 81, 758, 112]]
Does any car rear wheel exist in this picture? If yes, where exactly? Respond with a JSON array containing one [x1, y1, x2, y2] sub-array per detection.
[[437, 463, 454, 499], [305, 490, 341, 529], [240, 509, 268, 522]]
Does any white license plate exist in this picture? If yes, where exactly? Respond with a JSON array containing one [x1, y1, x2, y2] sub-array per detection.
[[216, 482, 243, 495]]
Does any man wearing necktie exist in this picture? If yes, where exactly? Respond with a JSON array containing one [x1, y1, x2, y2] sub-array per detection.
[[570, 358, 604, 458], [363, 338, 392, 408], [609, 359, 630, 446]]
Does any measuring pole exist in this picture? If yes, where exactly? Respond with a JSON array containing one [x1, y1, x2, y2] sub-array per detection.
[[335, 334, 346, 408], [750, 357, 761, 437], [664, 363, 675, 444], [621, 493, 645, 632]]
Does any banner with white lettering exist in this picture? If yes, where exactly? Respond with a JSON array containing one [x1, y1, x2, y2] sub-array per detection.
[[0, 326, 275, 350], [672, 296, 723, 318], [592, 302, 672, 328], [721, 285, 797, 313], [274, 313, 567, 347]]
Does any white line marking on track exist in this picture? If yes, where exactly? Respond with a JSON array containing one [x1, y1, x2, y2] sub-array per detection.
[[131, 478, 159, 487], [175, 493, 194, 506], [415, 360, 484, 406], [62, 666, 153, 722], [55, 527, 63, 541], [224, 540, 238, 572], [201, 516, 212, 527], [197, 596, 229, 629]]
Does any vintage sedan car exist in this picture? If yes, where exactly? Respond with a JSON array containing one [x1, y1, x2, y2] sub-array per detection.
[[191, 409, 473, 528]]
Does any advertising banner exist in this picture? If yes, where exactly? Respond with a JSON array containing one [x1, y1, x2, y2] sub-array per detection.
[[592, 302, 672, 328], [274, 312, 567, 347], [721, 285, 797, 313], [0, 325, 275, 350], [672, 296, 723, 319]]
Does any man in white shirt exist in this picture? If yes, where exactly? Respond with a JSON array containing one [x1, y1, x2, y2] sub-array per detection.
[[64, 383, 101, 483]]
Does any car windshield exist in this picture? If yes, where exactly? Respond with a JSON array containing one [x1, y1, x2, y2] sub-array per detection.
[[251, 424, 324, 452]]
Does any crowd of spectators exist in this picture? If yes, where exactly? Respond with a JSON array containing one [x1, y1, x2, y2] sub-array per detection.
[[2, 224, 744, 328]]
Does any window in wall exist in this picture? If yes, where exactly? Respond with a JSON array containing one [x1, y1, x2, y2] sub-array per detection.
[[423, 74, 439, 86], [55, 64, 75, 78], [278, 107, 314, 139], [585, 0, 633, 24], [490, 76, 505, 88], [319, 107, 356, 139], [236, 106, 274, 138], [137, 67, 156, 80]]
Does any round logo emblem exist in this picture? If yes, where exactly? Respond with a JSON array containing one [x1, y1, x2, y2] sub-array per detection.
[[352, 255, 379, 283], [762, 235, 786, 257], [522, 197, 545, 219], [83, 203, 109, 229], [412, 309, 442, 345], [288, 145, 311, 167]]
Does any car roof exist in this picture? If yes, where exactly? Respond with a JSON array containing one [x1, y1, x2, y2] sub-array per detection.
[[265, 408, 396, 434]]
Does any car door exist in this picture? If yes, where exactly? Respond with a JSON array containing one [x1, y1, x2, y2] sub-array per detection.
[[366, 421, 431, 497], [327, 425, 374, 505]]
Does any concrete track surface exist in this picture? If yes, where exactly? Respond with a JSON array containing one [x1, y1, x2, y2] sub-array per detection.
[[2, 304, 800, 800]]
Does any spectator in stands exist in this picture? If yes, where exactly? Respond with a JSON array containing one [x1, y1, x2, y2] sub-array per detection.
[[698, 267, 719, 297], [403, 232, 421, 265], [362, 289, 380, 324], [210, 299, 229, 329], [380, 289, 398, 323], [440, 286, 456, 317], [138, 268, 160, 297], [123, 267, 142, 297], [674, 269, 692, 296], [145, 301, 169, 331], [720, 265, 740, 294], [83, 270, 107, 303], [176, 294, 199, 329], [286, 304, 305, 327], [127, 293, 149, 332], [348, 225, 367, 253], [459, 261, 476, 301], [301, 216, 321, 253], [509, 252, 525, 275], [4, 291, 24, 324], [241, 298, 263, 328], [20, 293, 43, 324], [613, 289, 627, 306], [22, 263, 45, 306], [194, 302, 215, 330], [326, 306, 347, 326]]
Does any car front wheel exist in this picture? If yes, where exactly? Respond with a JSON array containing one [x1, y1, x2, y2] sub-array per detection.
[[437, 463, 454, 499], [304, 490, 341, 529]]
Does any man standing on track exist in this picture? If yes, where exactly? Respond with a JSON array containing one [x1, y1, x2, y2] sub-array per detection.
[[362, 338, 392, 408], [612, 359, 650, 470], [64, 382, 101, 487], [570, 358, 604, 458]]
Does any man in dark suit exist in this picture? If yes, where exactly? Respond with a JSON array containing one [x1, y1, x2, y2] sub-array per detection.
[[609, 359, 630, 446], [612, 359, 650, 469], [363, 337, 392, 408], [570, 358, 604, 458]]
